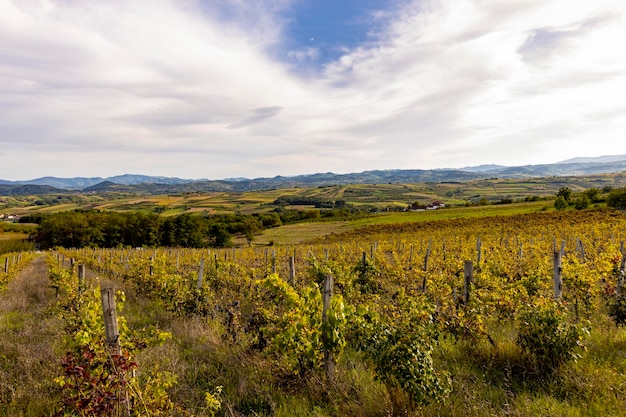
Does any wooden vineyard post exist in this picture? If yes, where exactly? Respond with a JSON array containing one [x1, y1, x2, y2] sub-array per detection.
[[77, 264, 86, 294], [4, 257, 8, 274], [463, 260, 474, 304], [322, 274, 335, 383], [272, 251, 277, 274], [197, 258, 205, 290], [289, 256, 296, 285], [618, 250, 626, 294], [149, 256, 154, 276], [553, 247, 563, 300], [100, 288, 121, 354], [577, 238, 586, 262], [100, 287, 131, 416], [422, 242, 431, 293], [476, 237, 482, 267]]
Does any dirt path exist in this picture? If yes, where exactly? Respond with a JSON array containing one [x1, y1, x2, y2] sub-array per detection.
[[0, 254, 63, 416]]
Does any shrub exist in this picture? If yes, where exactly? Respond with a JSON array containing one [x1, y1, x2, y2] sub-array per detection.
[[574, 195, 590, 210], [607, 188, 626, 210], [516, 300, 589, 369], [353, 296, 451, 409], [554, 196, 568, 211], [256, 274, 348, 377], [608, 286, 626, 326]]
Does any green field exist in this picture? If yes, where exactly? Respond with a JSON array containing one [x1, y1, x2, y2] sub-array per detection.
[[256, 201, 553, 245]]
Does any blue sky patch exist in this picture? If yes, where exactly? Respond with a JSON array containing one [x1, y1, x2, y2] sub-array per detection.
[[280, 0, 400, 67]]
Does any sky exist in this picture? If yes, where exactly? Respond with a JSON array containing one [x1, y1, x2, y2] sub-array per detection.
[[1, 0, 625, 181]]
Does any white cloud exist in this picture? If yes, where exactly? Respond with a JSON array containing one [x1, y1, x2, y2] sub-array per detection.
[[0, 0, 625, 180], [287, 47, 320, 62], [318, 0, 626, 167]]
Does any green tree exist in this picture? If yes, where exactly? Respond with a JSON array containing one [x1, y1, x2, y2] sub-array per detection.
[[163, 214, 205, 247], [556, 187, 572, 202], [574, 195, 590, 210], [607, 188, 626, 210], [209, 223, 232, 247], [584, 188, 602, 203], [554, 196, 568, 211], [242, 217, 262, 246]]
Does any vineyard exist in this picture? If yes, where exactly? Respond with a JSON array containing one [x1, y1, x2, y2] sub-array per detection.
[[2, 208, 626, 416], [0, 250, 36, 292]]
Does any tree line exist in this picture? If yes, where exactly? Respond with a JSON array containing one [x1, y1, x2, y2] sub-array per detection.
[[23, 206, 372, 249], [554, 186, 626, 210], [21, 186, 626, 249]]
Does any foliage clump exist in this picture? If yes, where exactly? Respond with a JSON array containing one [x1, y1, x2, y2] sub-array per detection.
[[607, 292, 626, 326], [352, 293, 451, 409], [256, 273, 348, 377], [516, 299, 589, 370]]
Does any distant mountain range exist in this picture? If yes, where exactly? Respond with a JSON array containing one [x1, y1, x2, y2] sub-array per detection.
[[1, 155, 625, 196], [0, 174, 195, 189], [556, 155, 626, 164]]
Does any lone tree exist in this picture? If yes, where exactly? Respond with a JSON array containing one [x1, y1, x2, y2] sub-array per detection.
[[556, 187, 572, 202], [607, 188, 626, 210], [242, 218, 262, 246]]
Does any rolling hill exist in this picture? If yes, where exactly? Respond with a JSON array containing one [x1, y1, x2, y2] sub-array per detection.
[[1, 155, 626, 195]]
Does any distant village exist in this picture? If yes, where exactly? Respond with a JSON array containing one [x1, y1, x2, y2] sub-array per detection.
[[0, 213, 21, 222], [408, 201, 445, 211]]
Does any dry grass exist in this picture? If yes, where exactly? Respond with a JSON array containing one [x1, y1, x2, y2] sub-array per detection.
[[0, 255, 63, 416], [0, 232, 28, 241], [255, 221, 358, 245]]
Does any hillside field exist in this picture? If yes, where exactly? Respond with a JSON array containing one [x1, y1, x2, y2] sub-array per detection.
[[2, 171, 626, 218]]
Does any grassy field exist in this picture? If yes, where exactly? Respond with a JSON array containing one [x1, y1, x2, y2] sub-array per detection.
[[255, 200, 554, 245], [0, 223, 36, 239], [0, 229, 35, 254], [0, 231, 27, 241]]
